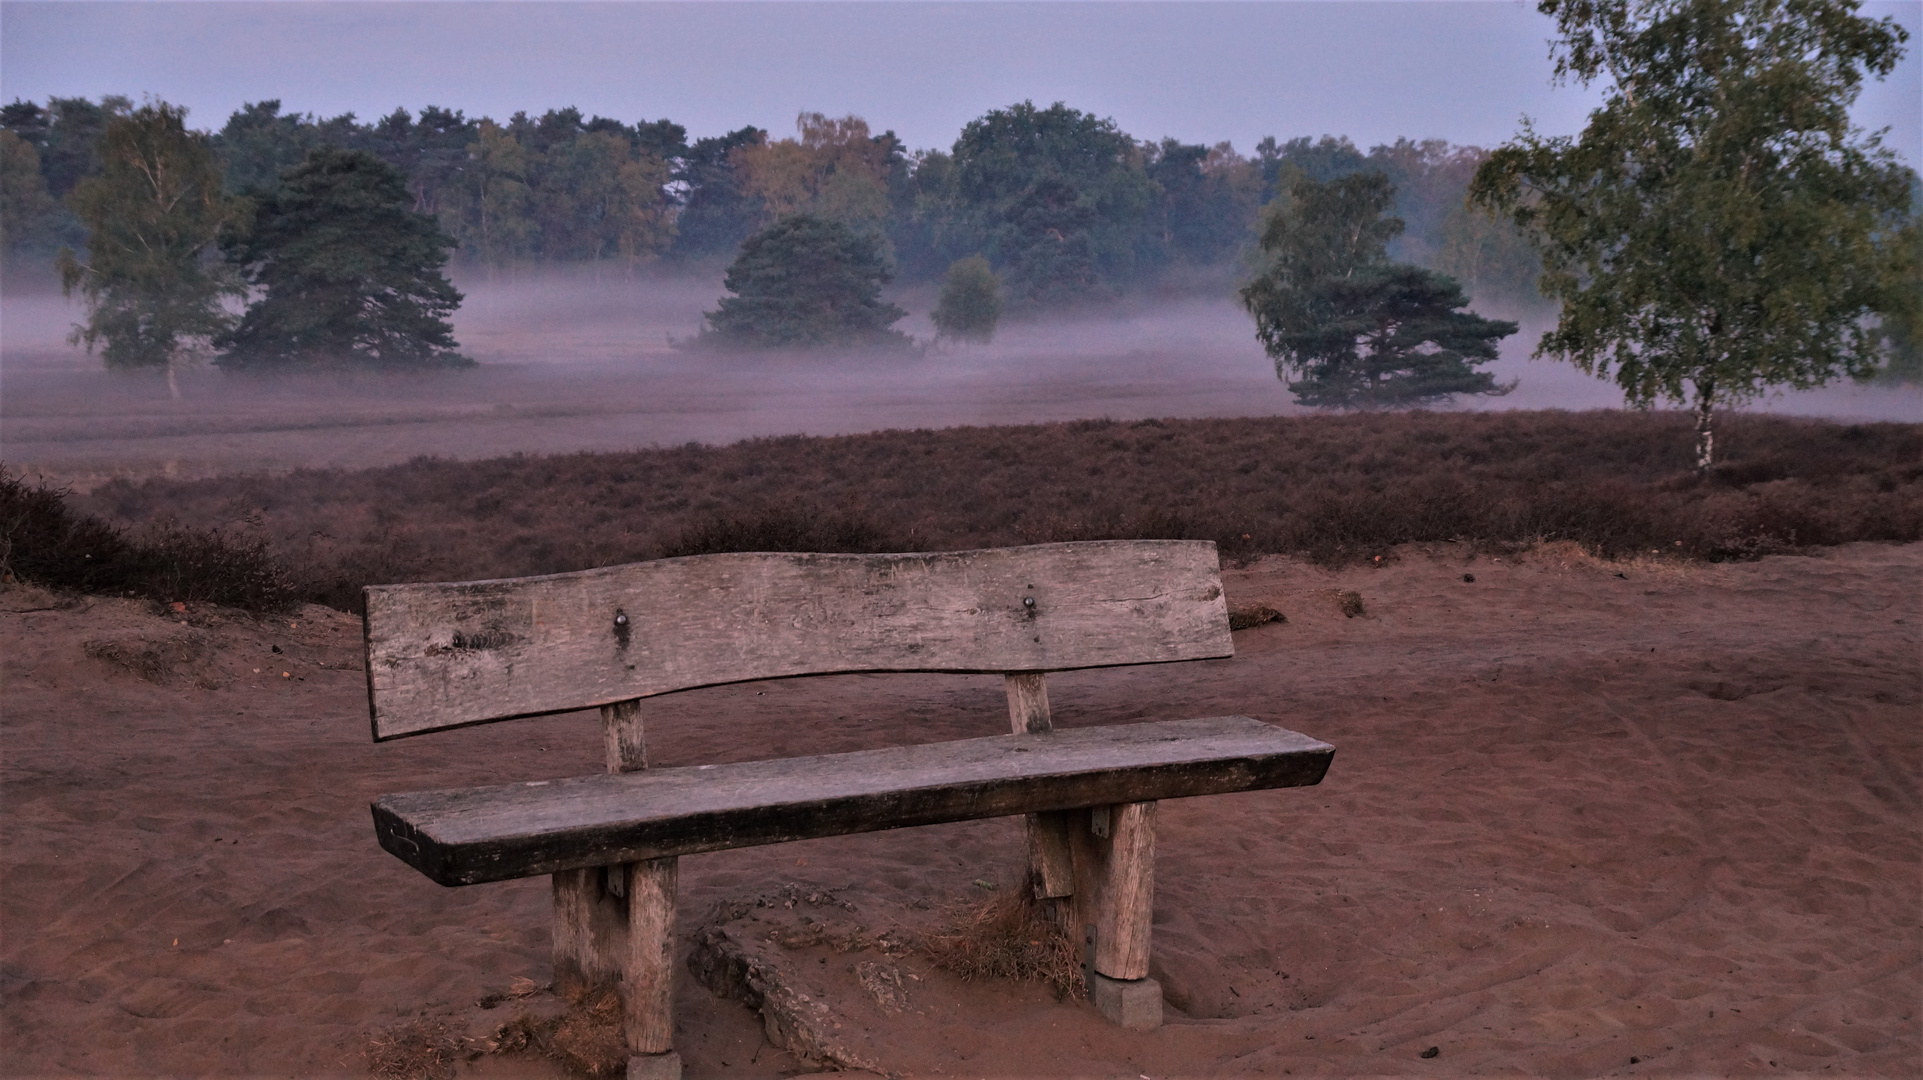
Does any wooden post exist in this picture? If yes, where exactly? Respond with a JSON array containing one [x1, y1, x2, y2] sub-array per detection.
[[1068, 801, 1157, 981], [625, 856, 678, 1056], [1005, 674, 1075, 902], [1004, 672, 1051, 734], [553, 698, 652, 997], [551, 866, 628, 997], [603, 698, 648, 773]]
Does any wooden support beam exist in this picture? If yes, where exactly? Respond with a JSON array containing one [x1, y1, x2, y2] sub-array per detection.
[[1004, 672, 1052, 734], [603, 699, 647, 774], [551, 866, 628, 996], [1069, 801, 1157, 982], [624, 856, 678, 1056], [1026, 810, 1075, 899], [1004, 672, 1075, 900]]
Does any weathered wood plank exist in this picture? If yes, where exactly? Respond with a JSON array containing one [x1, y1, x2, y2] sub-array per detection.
[[364, 541, 1231, 740], [372, 715, 1333, 886], [1070, 801, 1157, 981], [624, 857, 677, 1056]]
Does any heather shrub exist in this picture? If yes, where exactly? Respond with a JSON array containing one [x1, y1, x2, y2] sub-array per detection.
[[72, 411, 1923, 613], [2, 467, 299, 612]]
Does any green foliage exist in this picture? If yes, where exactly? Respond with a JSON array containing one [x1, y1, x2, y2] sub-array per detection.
[[217, 148, 469, 370], [1242, 173, 1517, 409], [701, 214, 910, 349], [932, 255, 1003, 343], [1471, 0, 1915, 467], [947, 101, 1157, 308], [1, 130, 63, 256], [1143, 139, 1264, 269], [1865, 201, 1922, 383], [670, 126, 767, 259], [56, 102, 244, 373], [211, 99, 360, 196]]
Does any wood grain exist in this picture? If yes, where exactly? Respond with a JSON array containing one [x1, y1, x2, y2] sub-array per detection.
[[1026, 810, 1076, 899], [1005, 672, 1074, 900], [1070, 801, 1157, 980], [364, 541, 1230, 740], [551, 866, 627, 996], [372, 715, 1332, 886], [623, 857, 677, 1056], [601, 699, 646, 774], [1004, 672, 1052, 735]]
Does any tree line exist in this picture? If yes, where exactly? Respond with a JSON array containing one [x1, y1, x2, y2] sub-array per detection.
[[2, 0, 1915, 465], [1, 95, 1545, 306]]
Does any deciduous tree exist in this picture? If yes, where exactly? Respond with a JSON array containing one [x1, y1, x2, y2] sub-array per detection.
[[56, 102, 244, 394], [948, 101, 1156, 307], [1471, 0, 1915, 471], [931, 255, 1002, 344]]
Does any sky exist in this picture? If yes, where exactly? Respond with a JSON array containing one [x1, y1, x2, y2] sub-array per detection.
[[1, 1, 1918, 166]]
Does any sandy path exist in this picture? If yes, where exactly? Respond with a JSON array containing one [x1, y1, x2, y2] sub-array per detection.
[[2, 543, 1918, 1077]]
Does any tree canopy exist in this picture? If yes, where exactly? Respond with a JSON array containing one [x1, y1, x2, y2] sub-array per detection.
[[701, 214, 910, 349], [1242, 172, 1517, 409], [56, 102, 243, 386], [947, 101, 1157, 307], [1471, 0, 1916, 469], [8, 90, 1562, 327], [931, 255, 1002, 344], [217, 147, 469, 370]]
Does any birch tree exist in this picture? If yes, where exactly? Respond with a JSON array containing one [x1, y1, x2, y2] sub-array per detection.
[[1470, 0, 1915, 471], [57, 102, 243, 397]]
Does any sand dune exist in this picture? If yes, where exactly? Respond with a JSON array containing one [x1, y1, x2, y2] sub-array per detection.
[[3, 542, 1917, 1077]]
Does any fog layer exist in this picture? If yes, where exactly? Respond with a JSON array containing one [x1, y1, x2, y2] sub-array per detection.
[[3, 266, 1916, 490]]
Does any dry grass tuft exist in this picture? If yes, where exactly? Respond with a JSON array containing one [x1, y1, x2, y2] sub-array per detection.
[[362, 1016, 465, 1080], [922, 886, 1085, 1000], [1335, 590, 1366, 618], [490, 985, 628, 1079], [1228, 603, 1285, 630]]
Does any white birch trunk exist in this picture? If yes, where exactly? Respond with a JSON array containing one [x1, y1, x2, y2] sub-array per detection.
[[1693, 380, 1715, 474]]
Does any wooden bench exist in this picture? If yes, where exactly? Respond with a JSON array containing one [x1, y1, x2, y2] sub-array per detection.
[[364, 540, 1334, 1078]]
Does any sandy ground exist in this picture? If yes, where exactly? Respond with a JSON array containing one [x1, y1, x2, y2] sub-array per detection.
[[5, 273, 1917, 492], [3, 541, 1917, 1077]]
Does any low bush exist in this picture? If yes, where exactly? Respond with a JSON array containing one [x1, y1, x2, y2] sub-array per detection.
[[69, 410, 1923, 613], [1, 468, 300, 613]]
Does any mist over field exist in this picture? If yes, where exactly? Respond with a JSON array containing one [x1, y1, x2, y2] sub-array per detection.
[[1, 265, 1915, 491]]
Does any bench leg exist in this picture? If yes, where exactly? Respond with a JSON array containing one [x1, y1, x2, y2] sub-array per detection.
[[625, 856, 679, 1077], [552, 866, 628, 997], [1069, 800, 1163, 1030]]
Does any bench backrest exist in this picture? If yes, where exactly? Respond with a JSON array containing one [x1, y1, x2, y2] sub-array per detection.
[[363, 540, 1231, 740]]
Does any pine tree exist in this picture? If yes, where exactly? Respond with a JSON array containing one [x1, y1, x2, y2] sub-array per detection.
[[218, 148, 470, 370], [1242, 172, 1516, 409], [700, 215, 910, 349]]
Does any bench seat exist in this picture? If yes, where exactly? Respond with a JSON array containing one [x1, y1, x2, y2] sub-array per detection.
[[375, 714, 1333, 887]]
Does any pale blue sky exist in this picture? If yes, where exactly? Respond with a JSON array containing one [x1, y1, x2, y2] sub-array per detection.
[[2, 1, 1917, 164]]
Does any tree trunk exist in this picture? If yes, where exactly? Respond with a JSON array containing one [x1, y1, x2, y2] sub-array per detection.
[[1693, 378, 1715, 475], [166, 359, 182, 401]]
